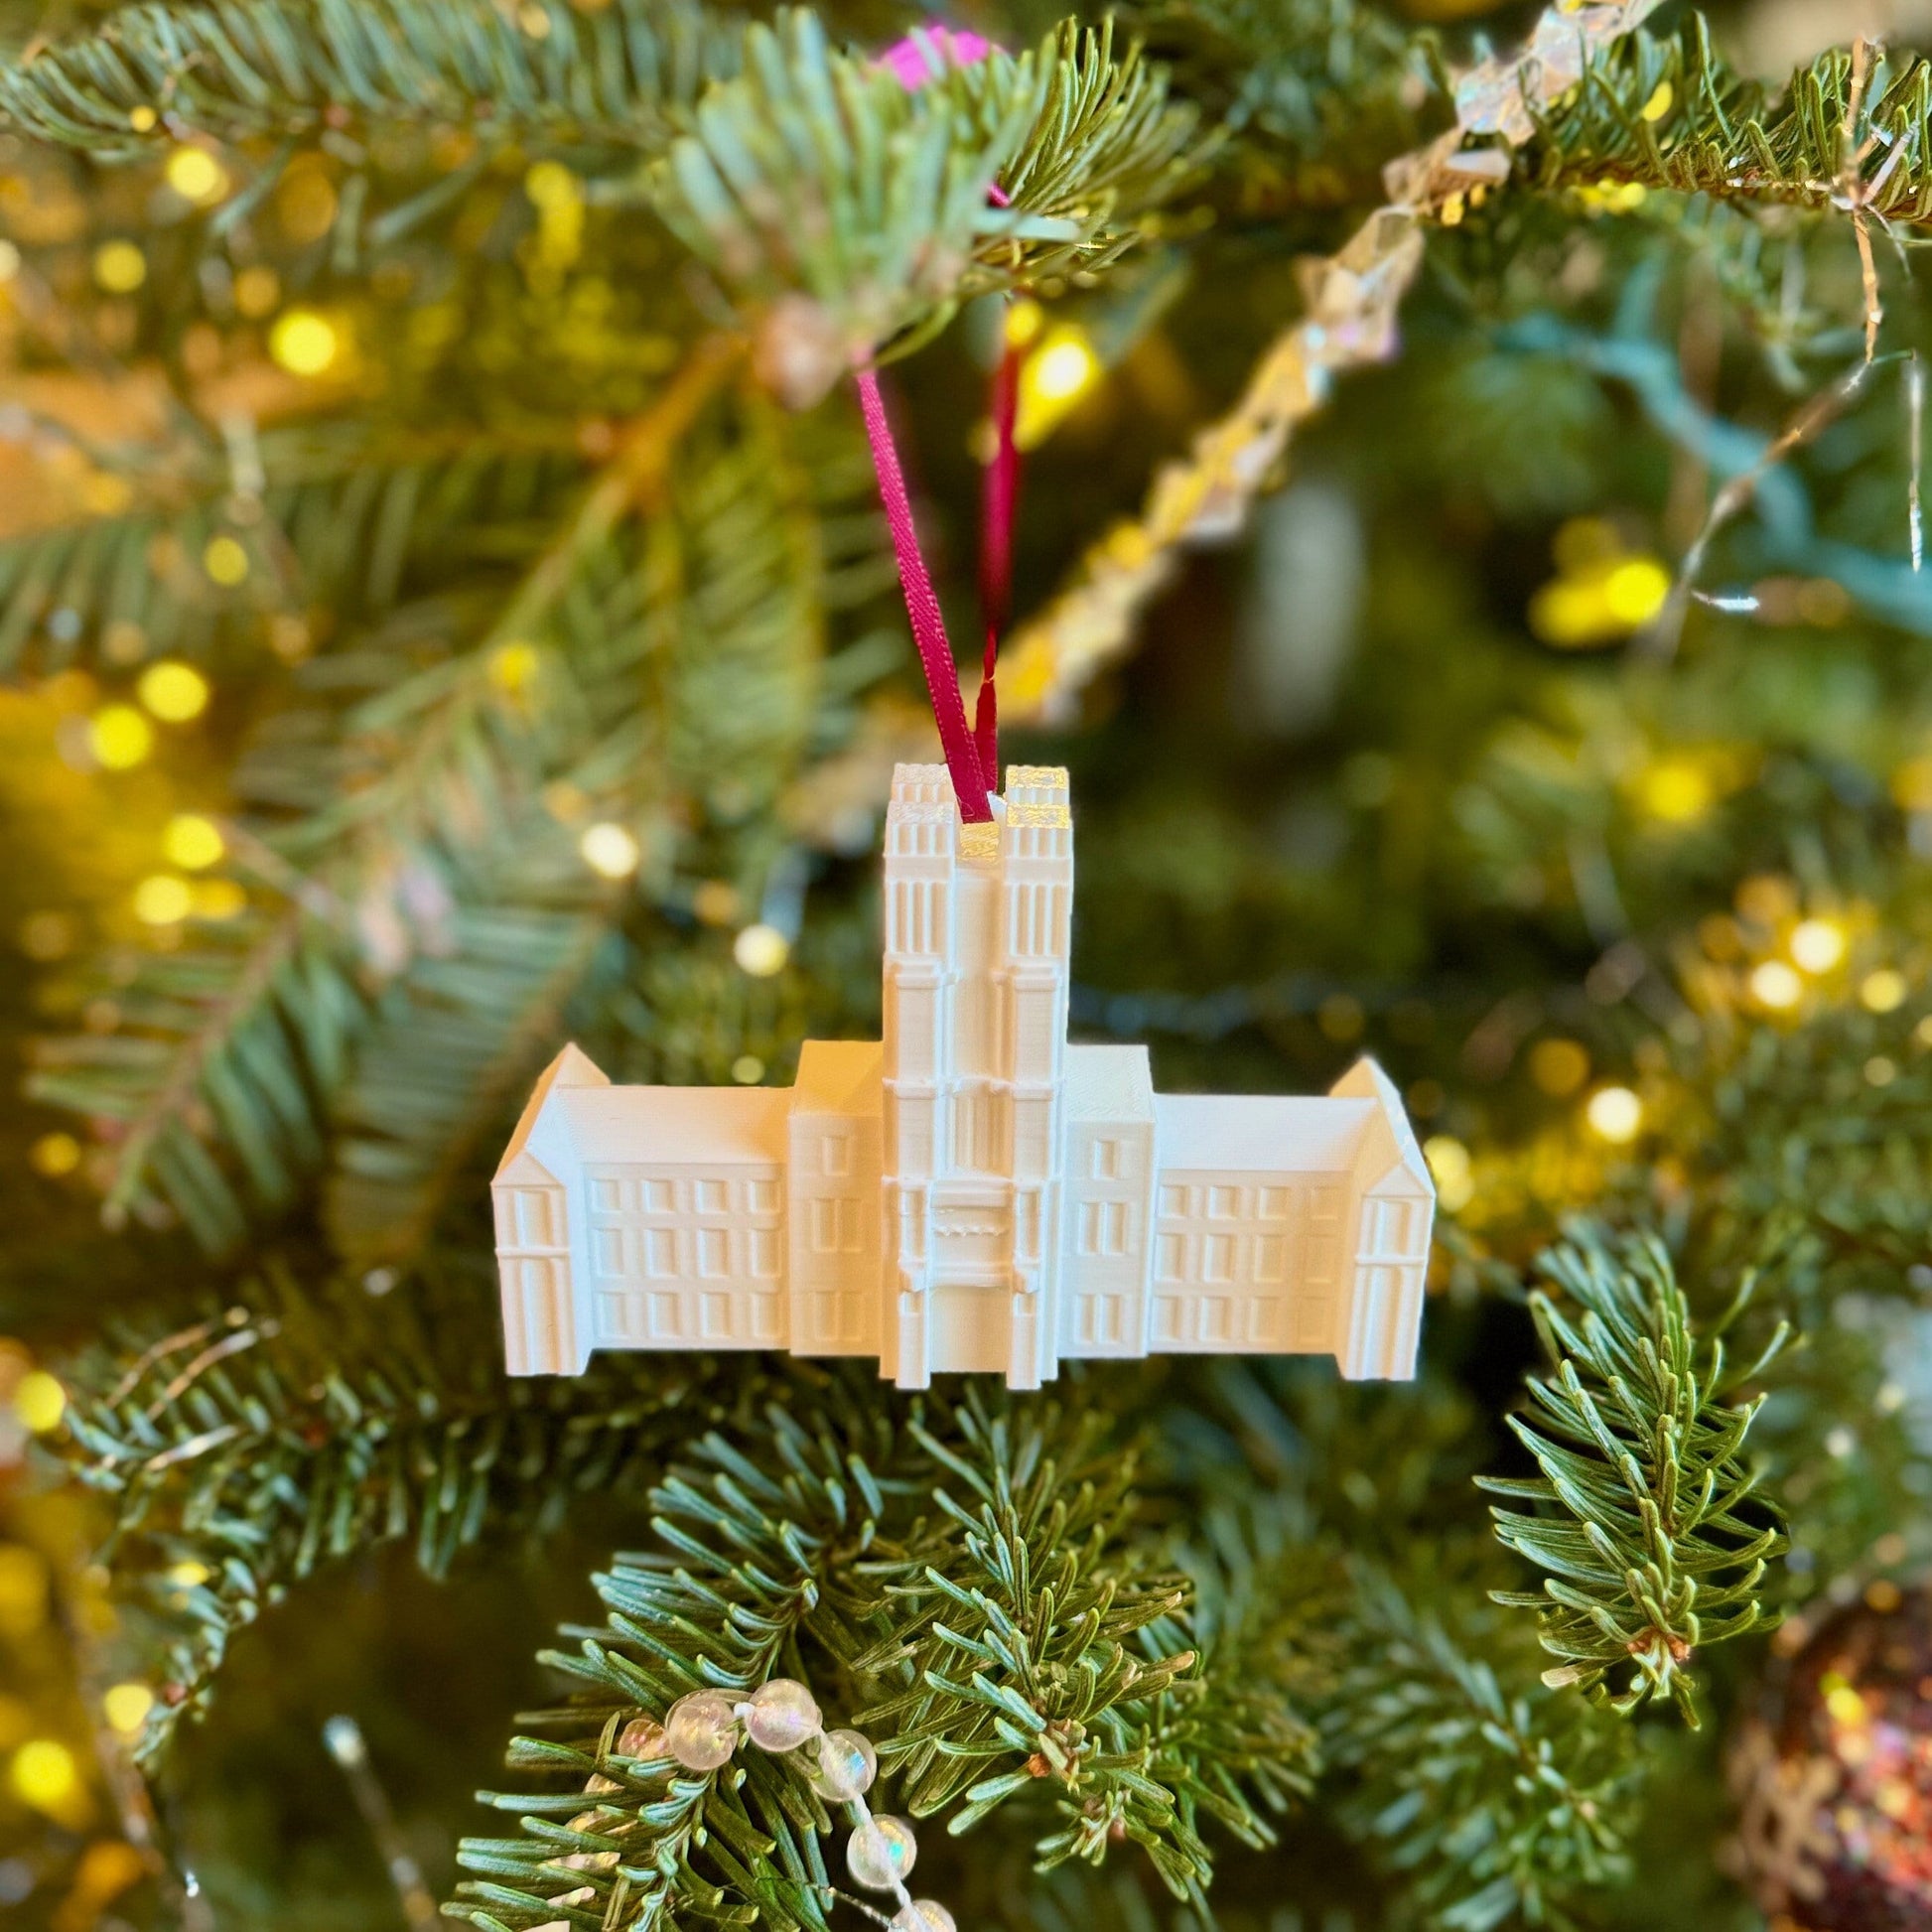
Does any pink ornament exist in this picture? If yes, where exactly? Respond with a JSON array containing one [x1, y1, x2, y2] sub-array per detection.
[[877, 25, 995, 91]]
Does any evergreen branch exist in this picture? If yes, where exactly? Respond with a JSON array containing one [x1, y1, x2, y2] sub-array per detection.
[[0, 0, 737, 156], [1524, 22, 1932, 224], [451, 1387, 1308, 1928], [1322, 1563, 1640, 1932], [57, 1260, 776, 1763], [1477, 1231, 1790, 1726], [648, 13, 1197, 402]]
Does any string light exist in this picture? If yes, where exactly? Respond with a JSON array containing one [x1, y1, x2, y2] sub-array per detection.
[[13, 1370, 65, 1433], [1422, 1135, 1474, 1211], [1635, 758, 1713, 823], [164, 814, 224, 870], [165, 147, 229, 203], [1585, 1086, 1643, 1143], [138, 660, 210, 722], [733, 923, 789, 977], [203, 535, 249, 586], [1861, 969, 1908, 1013], [1749, 960, 1804, 1010], [579, 822, 640, 880], [270, 309, 342, 376], [1015, 325, 1099, 449], [1528, 1037, 1590, 1096], [28, 1133, 80, 1177], [92, 240, 147, 293], [10, 1739, 78, 1815], [1788, 917, 1848, 973], [103, 1683, 155, 1736], [88, 705, 153, 769], [133, 876, 193, 925]]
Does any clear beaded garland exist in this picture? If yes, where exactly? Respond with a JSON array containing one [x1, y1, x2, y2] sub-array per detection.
[[847, 1815, 917, 1890], [629, 1675, 950, 1927], [664, 1689, 741, 1771]]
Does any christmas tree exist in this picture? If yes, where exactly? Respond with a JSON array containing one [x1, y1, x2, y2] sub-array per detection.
[[1, 0, 1929, 1927]]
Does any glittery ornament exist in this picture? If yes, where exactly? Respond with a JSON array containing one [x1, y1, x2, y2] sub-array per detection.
[[617, 1716, 666, 1759], [1727, 1583, 1932, 1931]]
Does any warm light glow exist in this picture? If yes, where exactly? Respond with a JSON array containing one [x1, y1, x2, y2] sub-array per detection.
[[10, 1739, 77, 1813], [1585, 1086, 1643, 1143], [28, 1133, 80, 1177], [1636, 759, 1712, 824], [138, 660, 210, 722], [1749, 960, 1804, 1010], [1015, 326, 1099, 449], [164, 814, 225, 870], [579, 821, 640, 880], [133, 876, 194, 926], [1031, 334, 1098, 404], [88, 705, 153, 769], [234, 265, 281, 318], [92, 240, 147, 293], [1788, 917, 1847, 973], [488, 640, 541, 696], [1861, 969, 1908, 1014], [128, 105, 158, 132], [734, 922, 789, 978], [194, 879, 248, 920], [166, 147, 229, 203], [1528, 1037, 1590, 1097], [103, 1683, 155, 1736], [167, 1561, 210, 1589], [270, 308, 342, 376], [731, 1054, 765, 1085], [1004, 298, 1044, 348], [13, 1370, 66, 1434], [203, 535, 249, 586], [1639, 79, 1674, 123], [1422, 1135, 1473, 1212], [1601, 558, 1672, 625]]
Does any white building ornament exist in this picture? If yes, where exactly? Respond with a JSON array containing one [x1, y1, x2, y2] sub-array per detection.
[[493, 765, 1435, 1388]]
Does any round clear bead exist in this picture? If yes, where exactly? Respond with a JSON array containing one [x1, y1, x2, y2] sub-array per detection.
[[617, 1716, 666, 1759], [744, 1677, 821, 1752], [892, 1904, 956, 1932], [664, 1690, 740, 1770], [805, 1727, 877, 1802], [847, 1815, 917, 1891]]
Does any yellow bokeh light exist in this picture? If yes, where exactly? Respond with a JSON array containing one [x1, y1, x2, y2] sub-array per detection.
[[11, 1739, 78, 1814], [14, 1370, 66, 1433], [524, 160, 579, 209], [138, 660, 210, 722], [269, 308, 342, 376], [1601, 557, 1672, 626], [234, 264, 281, 318], [166, 147, 229, 203], [1894, 755, 1932, 812], [1585, 1085, 1643, 1143], [1004, 298, 1044, 349], [733, 923, 789, 978], [1861, 969, 1908, 1014], [88, 705, 153, 769], [1636, 759, 1712, 824], [1789, 917, 1847, 973], [1015, 327, 1099, 449], [133, 876, 194, 926], [203, 535, 249, 586], [1639, 79, 1674, 123], [1422, 1135, 1473, 1212], [194, 879, 248, 920], [164, 813, 225, 870], [488, 640, 541, 696], [128, 105, 158, 132], [1529, 1037, 1590, 1097], [579, 822, 640, 880], [167, 1561, 210, 1589], [1750, 960, 1804, 1010], [29, 1133, 81, 1177], [103, 1683, 155, 1736], [92, 240, 147, 293]]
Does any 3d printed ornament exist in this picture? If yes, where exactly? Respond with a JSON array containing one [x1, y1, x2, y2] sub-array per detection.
[[493, 764, 1435, 1389]]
